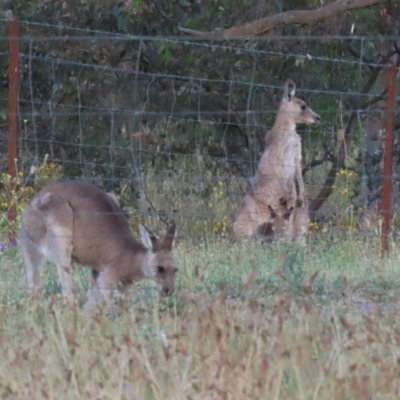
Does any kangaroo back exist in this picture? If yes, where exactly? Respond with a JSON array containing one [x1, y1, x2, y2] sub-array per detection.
[[39, 181, 141, 267]]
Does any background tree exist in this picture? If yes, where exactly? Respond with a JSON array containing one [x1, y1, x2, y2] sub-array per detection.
[[0, 0, 398, 232]]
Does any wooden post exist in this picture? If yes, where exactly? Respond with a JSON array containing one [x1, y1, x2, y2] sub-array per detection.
[[380, 59, 398, 257], [7, 17, 19, 241]]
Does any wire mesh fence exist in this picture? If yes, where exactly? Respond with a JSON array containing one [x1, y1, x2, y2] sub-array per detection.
[[0, 17, 399, 248]]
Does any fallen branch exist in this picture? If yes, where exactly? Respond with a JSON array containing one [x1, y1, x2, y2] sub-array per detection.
[[309, 97, 390, 215], [302, 145, 335, 176], [178, 0, 386, 40], [301, 53, 390, 202], [307, 47, 397, 216], [346, 43, 374, 70]]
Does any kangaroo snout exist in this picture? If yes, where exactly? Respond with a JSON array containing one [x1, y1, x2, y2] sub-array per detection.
[[159, 273, 176, 296], [162, 286, 173, 296], [306, 110, 321, 126]]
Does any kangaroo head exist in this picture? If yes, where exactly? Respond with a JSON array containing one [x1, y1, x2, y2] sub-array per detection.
[[256, 202, 294, 240], [266, 202, 294, 236], [280, 79, 320, 126], [139, 223, 178, 295]]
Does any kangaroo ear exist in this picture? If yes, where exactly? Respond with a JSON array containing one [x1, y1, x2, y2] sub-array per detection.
[[139, 225, 159, 251], [284, 207, 294, 220], [283, 79, 296, 101], [162, 222, 176, 251], [106, 192, 120, 207], [268, 205, 277, 219]]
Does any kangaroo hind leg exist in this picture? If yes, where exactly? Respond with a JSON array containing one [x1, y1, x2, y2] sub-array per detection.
[[39, 193, 75, 301], [86, 267, 120, 310], [20, 228, 45, 296], [20, 204, 47, 296]]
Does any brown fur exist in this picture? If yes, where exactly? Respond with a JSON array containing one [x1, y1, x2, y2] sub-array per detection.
[[256, 201, 294, 241], [233, 79, 320, 237], [20, 181, 178, 307], [290, 203, 310, 238]]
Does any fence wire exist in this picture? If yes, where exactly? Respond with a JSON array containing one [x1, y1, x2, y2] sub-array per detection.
[[0, 19, 399, 244]]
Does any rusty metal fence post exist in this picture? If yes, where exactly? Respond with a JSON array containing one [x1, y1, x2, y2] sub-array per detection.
[[7, 17, 19, 239], [381, 58, 398, 257]]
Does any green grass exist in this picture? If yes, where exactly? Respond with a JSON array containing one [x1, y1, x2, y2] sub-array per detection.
[[1, 235, 400, 399]]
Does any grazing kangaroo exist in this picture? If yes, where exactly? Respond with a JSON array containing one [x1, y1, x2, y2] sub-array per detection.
[[20, 181, 178, 307], [233, 79, 320, 238]]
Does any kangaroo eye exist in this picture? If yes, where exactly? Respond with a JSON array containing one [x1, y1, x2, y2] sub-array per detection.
[[301, 104, 306, 111], [157, 266, 165, 274]]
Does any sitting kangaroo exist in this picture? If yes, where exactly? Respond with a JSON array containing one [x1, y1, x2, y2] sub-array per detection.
[[233, 79, 320, 238], [20, 180, 178, 307]]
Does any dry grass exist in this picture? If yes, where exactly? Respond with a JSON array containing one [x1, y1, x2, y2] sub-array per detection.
[[0, 236, 400, 399]]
